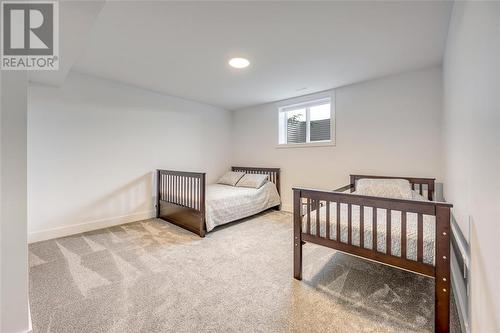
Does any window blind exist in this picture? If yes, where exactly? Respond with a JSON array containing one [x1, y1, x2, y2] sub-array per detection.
[[310, 118, 331, 141], [287, 119, 306, 143]]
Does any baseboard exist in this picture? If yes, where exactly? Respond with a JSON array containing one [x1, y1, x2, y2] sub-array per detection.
[[28, 210, 156, 243], [27, 300, 32, 333], [281, 203, 292, 213]]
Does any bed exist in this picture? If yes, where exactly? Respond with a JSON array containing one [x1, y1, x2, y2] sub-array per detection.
[[156, 167, 280, 237], [293, 175, 453, 333]]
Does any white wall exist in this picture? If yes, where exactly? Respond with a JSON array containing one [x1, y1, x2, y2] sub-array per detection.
[[28, 72, 232, 242], [443, 2, 500, 332], [232, 67, 443, 211], [1, 71, 30, 333]]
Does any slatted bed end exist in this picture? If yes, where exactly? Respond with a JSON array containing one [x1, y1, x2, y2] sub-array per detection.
[[156, 169, 206, 237], [293, 179, 453, 333]]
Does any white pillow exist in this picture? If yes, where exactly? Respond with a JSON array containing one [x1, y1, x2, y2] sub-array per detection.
[[355, 178, 412, 199], [235, 174, 269, 189], [217, 171, 245, 186]]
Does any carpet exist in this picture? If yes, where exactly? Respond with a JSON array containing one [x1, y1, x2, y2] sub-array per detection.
[[29, 210, 462, 332]]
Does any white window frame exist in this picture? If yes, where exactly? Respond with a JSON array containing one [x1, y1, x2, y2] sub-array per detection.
[[277, 91, 335, 148]]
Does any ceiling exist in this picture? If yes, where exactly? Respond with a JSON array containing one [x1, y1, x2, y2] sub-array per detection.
[[29, 0, 104, 86], [31, 1, 453, 110]]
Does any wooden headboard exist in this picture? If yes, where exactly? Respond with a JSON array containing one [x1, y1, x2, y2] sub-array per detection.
[[232, 166, 281, 196], [350, 174, 435, 201]]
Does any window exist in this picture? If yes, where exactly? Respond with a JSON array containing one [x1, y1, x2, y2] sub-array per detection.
[[278, 97, 333, 146]]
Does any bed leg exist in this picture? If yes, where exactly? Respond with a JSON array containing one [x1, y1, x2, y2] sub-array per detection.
[[435, 276, 450, 333], [435, 205, 451, 333], [293, 189, 302, 280], [294, 238, 302, 280], [198, 218, 205, 238]]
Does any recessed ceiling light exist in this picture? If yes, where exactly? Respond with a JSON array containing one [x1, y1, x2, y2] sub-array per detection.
[[229, 57, 250, 69]]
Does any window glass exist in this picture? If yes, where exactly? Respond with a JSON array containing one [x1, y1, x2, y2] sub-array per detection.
[[278, 97, 333, 146], [309, 103, 331, 142], [286, 109, 306, 144]]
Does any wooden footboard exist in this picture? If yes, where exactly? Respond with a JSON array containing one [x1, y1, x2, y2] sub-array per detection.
[[293, 176, 452, 333], [156, 170, 206, 237]]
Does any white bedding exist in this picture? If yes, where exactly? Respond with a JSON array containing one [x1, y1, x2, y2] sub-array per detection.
[[302, 191, 436, 264], [205, 181, 281, 232]]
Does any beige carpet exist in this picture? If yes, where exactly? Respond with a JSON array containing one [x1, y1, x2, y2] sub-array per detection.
[[29, 210, 462, 332]]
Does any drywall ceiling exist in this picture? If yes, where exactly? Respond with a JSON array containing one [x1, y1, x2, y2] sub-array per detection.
[[41, 1, 452, 110], [29, 0, 105, 86]]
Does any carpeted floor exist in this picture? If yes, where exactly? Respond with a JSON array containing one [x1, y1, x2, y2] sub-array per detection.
[[29, 210, 462, 333]]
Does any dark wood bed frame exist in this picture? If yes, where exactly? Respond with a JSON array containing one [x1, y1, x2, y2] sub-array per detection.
[[156, 167, 280, 237], [293, 175, 453, 333]]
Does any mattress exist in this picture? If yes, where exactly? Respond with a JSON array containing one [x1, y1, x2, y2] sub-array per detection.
[[205, 182, 281, 232], [302, 191, 436, 264]]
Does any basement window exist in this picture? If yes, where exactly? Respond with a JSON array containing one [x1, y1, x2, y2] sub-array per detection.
[[278, 95, 334, 147]]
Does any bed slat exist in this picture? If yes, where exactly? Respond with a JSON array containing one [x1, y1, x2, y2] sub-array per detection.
[[178, 176, 182, 206], [183, 176, 186, 206], [307, 198, 311, 235], [185, 177, 188, 206], [417, 213, 424, 262], [372, 207, 377, 251], [169, 174, 172, 202], [386, 209, 392, 255], [166, 175, 169, 201], [187, 177, 191, 208], [325, 201, 330, 239], [192, 177, 195, 209], [161, 174, 164, 201], [198, 178, 201, 210], [168, 175, 171, 202], [360, 205, 364, 248], [336, 202, 341, 242], [347, 204, 352, 245], [401, 211, 407, 259], [192, 177, 195, 208], [189, 177, 191, 208], [316, 201, 321, 237]]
